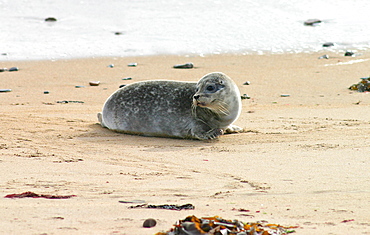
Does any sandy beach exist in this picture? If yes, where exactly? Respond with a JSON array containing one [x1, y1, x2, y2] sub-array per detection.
[[1, 52, 370, 234]]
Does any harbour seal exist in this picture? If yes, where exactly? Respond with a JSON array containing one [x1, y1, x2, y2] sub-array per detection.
[[98, 72, 242, 140]]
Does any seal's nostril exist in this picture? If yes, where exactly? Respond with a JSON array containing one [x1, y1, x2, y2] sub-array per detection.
[[193, 95, 200, 100]]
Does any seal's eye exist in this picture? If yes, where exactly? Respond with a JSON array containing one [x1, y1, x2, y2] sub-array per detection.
[[206, 85, 216, 92]]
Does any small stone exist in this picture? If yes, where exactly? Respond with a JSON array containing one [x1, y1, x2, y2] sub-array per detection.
[[241, 94, 250, 100], [107, 64, 114, 68], [114, 32, 124, 35], [119, 84, 126, 88], [280, 94, 290, 97], [344, 51, 355, 57], [45, 17, 57, 22], [128, 63, 137, 67], [8, 67, 19, 72], [122, 77, 132, 80], [143, 218, 157, 228], [318, 54, 329, 59], [75, 85, 85, 88], [243, 81, 251, 85], [0, 89, 12, 92], [304, 19, 322, 26], [1, 53, 7, 56], [173, 62, 194, 69], [119, 200, 146, 204], [44, 91, 50, 94], [0, 68, 7, 72], [89, 81, 100, 86], [322, 42, 335, 47]]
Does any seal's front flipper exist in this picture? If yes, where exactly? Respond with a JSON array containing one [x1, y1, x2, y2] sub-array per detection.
[[205, 128, 224, 139], [192, 125, 223, 140], [224, 124, 243, 134]]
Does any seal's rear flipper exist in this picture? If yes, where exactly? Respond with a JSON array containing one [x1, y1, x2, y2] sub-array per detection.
[[97, 112, 107, 128], [224, 124, 244, 134]]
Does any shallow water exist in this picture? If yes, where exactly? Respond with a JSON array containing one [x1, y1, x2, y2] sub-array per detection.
[[1, 0, 370, 60]]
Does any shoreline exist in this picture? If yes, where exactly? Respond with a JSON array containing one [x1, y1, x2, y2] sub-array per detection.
[[1, 52, 370, 234], [0, 47, 367, 62]]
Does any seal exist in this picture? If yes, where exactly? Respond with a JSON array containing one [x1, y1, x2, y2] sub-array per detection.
[[98, 72, 242, 140]]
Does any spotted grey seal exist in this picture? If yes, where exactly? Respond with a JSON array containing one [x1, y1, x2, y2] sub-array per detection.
[[98, 72, 242, 140]]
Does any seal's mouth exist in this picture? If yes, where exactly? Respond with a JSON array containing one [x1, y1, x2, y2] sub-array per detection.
[[194, 101, 207, 107]]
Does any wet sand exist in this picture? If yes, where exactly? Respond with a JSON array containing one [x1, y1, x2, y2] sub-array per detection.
[[0, 52, 370, 234]]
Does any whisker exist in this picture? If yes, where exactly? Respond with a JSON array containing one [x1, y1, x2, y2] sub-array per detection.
[[213, 100, 230, 116]]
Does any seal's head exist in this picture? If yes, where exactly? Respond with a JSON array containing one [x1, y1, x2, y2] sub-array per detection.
[[193, 72, 241, 124]]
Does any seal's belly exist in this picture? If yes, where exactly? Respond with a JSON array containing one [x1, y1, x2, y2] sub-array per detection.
[[102, 81, 196, 138]]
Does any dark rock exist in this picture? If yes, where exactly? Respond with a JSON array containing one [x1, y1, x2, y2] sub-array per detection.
[[143, 218, 157, 228], [45, 17, 57, 22], [243, 81, 250, 85], [241, 94, 250, 100], [348, 77, 370, 92], [304, 19, 322, 26], [0, 68, 7, 72], [322, 42, 335, 47], [344, 51, 355, 56], [75, 85, 85, 88], [114, 32, 124, 35], [173, 62, 194, 69], [201, 222, 212, 232], [9, 67, 19, 72], [122, 77, 132, 80], [44, 91, 50, 94], [119, 84, 126, 88], [107, 64, 114, 68]]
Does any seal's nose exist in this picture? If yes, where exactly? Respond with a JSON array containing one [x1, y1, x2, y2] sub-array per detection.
[[193, 95, 200, 100]]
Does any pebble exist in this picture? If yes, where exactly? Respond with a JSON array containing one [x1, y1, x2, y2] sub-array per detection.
[[243, 81, 251, 85], [127, 63, 137, 67], [0, 68, 7, 72], [119, 84, 126, 88], [344, 51, 355, 57], [322, 42, 335, 47], [122, 77, 132, 80], [45, 17, 57, 22], [8, 67, 19, 72], [304, 19, 322, 26], [75, 85, 85, 88], [280, 94, 290, 97], [0, 89, 12, 92], [57, 100, 84, 104], [118, 200, 146, 204], [241, 94, 250, 100], [107, 64, 114, 68], [143, 218, 157, 228], [114, 32, 124, 35], [173, 62, 194, 69], [89, 81, 100, 86], [318, 54, 329, 59], [44, 91, 50, 94]]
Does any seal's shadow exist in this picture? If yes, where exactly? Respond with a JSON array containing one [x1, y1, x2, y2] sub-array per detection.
[[79, 123, 218, 149]]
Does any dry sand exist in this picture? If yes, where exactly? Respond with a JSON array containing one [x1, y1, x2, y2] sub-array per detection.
[[0, 52, 370, 235]]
